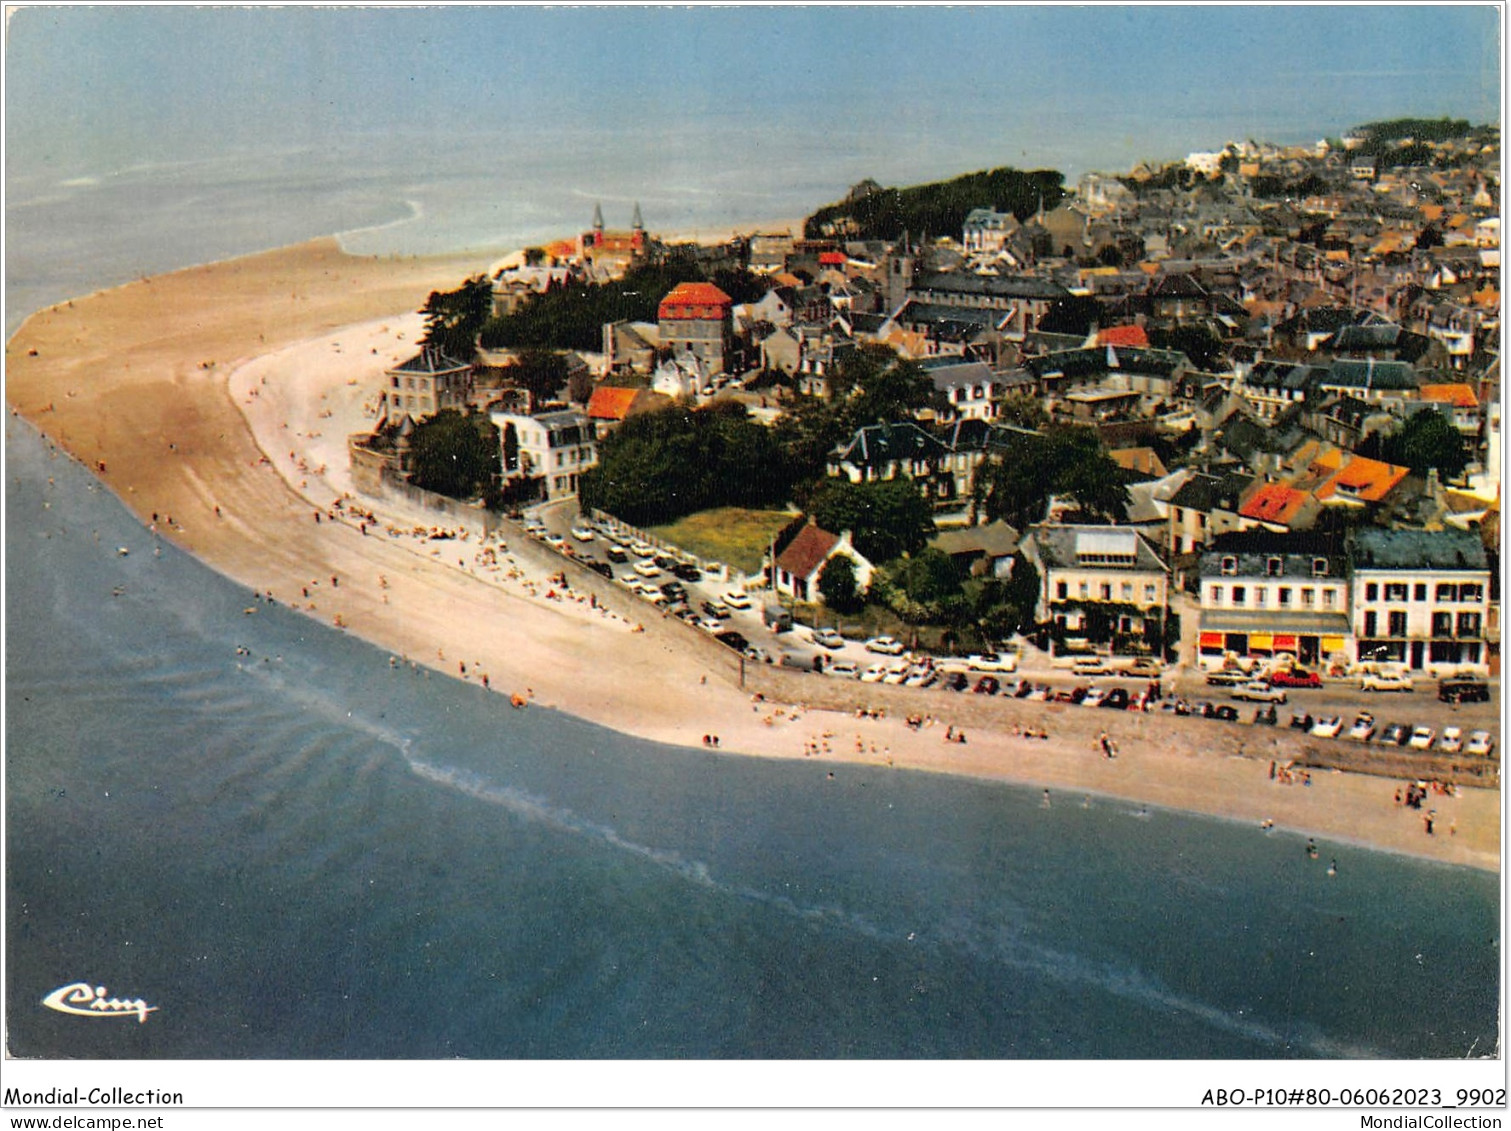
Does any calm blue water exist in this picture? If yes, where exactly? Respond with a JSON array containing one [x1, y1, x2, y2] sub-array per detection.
[[3, 417, 1499, 1057]]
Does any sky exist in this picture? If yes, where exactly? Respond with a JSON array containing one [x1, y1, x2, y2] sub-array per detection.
[[5, 5, 1502, 185]]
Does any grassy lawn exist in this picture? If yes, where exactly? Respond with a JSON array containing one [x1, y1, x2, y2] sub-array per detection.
[[646, 507, 798, 576]]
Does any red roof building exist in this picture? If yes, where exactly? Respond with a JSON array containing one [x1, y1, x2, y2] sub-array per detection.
[[657, 282, 734, 374]]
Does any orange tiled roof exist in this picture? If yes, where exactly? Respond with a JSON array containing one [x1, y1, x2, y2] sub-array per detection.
[[1097, 324, 1150, 348], [1316, 454, 1409, 503], [658, 281, 733, 321], [586, 385, 642, 421], [1239, 482, 1311, 525], [1420, 204, 1446, 223], [1472, 286, 1499, 309], [1419, 383, 1479, 409]]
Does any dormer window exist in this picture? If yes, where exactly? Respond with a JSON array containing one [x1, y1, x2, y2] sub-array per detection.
[[1266, 557, 1283, 577], [1312, 558, 1329, 577], [1221, 556, 1238, 576]]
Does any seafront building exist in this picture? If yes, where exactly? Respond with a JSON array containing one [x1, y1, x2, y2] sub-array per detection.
[[491, 407, 598, 501], [1349, 527, 1491, 674], [383, 347, 473, 418]]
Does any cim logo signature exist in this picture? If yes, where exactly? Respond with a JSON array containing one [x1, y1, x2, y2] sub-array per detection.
[[42, 982, 158, 1024]]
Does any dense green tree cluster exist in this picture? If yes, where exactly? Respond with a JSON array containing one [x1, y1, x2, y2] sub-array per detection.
[[478, 251, 764, 354], [1358, 408, 1470, 480], [807, 477, 936, 565], [578, 401, 791, 527], [976, 425, 1129, 529], [419, 276, 493, 361], [407, 409, 500, 500], [803, 167, 1065, 242], [1354, 117, 1474, 149]]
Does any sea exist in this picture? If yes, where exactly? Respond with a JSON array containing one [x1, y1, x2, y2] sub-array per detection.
[[3, 132, 1501, 1064]]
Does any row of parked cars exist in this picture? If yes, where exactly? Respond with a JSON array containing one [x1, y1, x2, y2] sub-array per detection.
[[1285, 710, 1496, 757]]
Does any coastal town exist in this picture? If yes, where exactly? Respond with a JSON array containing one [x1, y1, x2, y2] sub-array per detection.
[[5, 117, 1501, 872], [343, 118, 1501, 783]]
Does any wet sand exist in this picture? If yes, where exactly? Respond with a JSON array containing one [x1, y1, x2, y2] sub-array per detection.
[[5, 238, 1499, 871]]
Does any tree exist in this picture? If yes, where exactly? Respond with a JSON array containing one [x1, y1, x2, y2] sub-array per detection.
[[506, 350, 569, 410], [830, 343, 944, 427], [1362, 408, 1469, 479], [407, 409, 500, 500], [997, 391, 1048, 431], [817, 554, 863, 613], [808, 477, 935, 564], [978, 425, 1129, 528], [419, 275, 492, 361]]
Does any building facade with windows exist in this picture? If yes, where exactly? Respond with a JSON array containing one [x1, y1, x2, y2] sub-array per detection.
[[1022, 525, 1170, 648], [657, 281, 733, 374], [1196, 533, 1352, 670], [1349, 528, 1490, 674], [384, 347, 473, 419], [491, 408, 597, 501]]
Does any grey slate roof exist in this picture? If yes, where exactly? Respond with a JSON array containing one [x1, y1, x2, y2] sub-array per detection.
[[910, 270, 1069, 301], [1323, 358, 1418, 393], [391, 347, 472, 375], [1030, 524, 1168, 573], [1198, 530, 1349, 579], [832, 421, 951, 468], [1349, 527, 1488, 572]]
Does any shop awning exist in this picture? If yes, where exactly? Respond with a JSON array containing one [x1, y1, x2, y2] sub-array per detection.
[[1199, 632, 1223, 648], [1273, 634, 1298, 651], [1250, 633, 1274, 651], [1322, 636, 1347, 652]]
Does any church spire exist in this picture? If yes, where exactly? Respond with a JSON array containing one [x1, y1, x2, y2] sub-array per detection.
[[631, 202, 644, 232], [592, 202, 604, 233]]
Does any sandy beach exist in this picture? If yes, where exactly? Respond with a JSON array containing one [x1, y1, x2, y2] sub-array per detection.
[[6, 238, 1500, 871]]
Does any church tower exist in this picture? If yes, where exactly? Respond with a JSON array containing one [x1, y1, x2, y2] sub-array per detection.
[[631, 202, 644, 250]]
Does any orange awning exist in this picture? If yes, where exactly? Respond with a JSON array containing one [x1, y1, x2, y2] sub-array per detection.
[[1273, 634, 1298, 650], [1199, 632, 1223, 648]]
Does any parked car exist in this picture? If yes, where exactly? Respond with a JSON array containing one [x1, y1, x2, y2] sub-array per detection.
[[570, 526, 594, 542], [1347, 713, 1376, 742], [1125, 657, 1162, 677], [859, 663, 889, 683], [1101, 687, 1131, 710], [701, 600, 729, 619], [633, 559, 661, 578], [1465, 730, 1495, 757], [714, 630, 749, 653], [1081, 686, 1108, 708], [809, 628, 845, 650], [605, 546, 629, 564], [630, 540, 655, 557], [542, 532, 566, 548], [1437, 726, 1464, 753], [1361, 671, 1414, 693], [903, 667, 937, 689], [965, 651, 1017, 673], [1270, 669, 1322, 689], [696, 616, 724, 633], [827, 660, 859, 679], [1439, 677, 1490, 704], [1232, 681, 1286, 703], [1408, 725, 1437, 750], [1309, 716, 1343, 738], [673, 563, 703, 582], [584, 560, 613, 579], [1378, 722, 1410, 746], [1205, 670, 1248, 687], [1072, 658, 1111, 677], [864, 636, 905, 655], [722, 591, 752, 610], [659, 581, 686, 602]]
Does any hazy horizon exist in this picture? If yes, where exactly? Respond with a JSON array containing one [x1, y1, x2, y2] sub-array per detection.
[[7, 5, 1501, 193]]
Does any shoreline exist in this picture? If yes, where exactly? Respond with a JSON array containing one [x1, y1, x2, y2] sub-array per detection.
[[5, 237, 1500, 873]]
